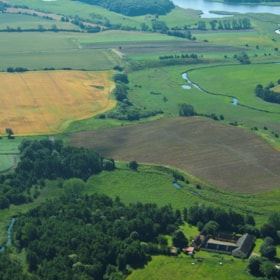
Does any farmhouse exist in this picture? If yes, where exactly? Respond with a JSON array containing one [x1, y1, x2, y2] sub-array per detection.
[[193, 232, 255, 259]]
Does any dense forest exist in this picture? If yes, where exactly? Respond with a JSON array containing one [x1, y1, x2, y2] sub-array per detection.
[[0, 139, 115, 208], [8, 194, 181, 279], [76, 0, 174, 16]]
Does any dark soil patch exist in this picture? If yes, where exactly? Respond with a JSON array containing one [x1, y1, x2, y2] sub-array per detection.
[[82, 40, 245, 54], [70, 117, 280, 193]]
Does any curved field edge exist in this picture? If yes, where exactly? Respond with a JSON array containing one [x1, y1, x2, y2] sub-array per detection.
[[187, 63, 280, 114], [70, 117, 280, 193], [0, 70, 116, 136]]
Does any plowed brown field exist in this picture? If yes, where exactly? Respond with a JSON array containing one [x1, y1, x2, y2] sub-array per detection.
[[0, 70, 115, 135], [71, 117, 280, 193]]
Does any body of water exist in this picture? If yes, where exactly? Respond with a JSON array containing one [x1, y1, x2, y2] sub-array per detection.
[[0, 218, 15, 253], [173, 0, 280, 17]]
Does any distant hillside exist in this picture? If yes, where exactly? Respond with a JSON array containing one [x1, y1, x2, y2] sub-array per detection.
[[77, 0, 175, 16]]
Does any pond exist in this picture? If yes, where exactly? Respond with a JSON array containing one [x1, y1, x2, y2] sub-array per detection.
[[173, 0, 280, 17]]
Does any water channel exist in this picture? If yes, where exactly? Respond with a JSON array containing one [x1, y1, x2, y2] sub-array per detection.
[[0, 218, 15, 253], [173, 0, 280, 17]]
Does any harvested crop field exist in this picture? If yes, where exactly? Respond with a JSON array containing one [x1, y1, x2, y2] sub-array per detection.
[[71, 117, 280, 193], [0, 70, 115, 135]]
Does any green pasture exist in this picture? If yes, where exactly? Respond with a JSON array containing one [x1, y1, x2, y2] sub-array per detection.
[[0, 155, 15, 171], [6, 0, 142, 28], [0, 32, 121, 70], [127, 65, 280, 144], [187, 64, 280, 113], [127, 254, 254, 280], [85, 166, 280, 226], [0, 137, 21, 153], [0, 13, 77, 30]]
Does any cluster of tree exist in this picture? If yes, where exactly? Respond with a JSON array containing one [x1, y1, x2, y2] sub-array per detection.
[[248, 254, 280, 279], [6, 67, 28, 73], [178, 103, 196, 117], [247, 212, 280, 279], [178, 104, 224, 122], [150, 20, 195, 39], [234, 51, 251, 64], [0, 139, 115, 208], [255, 81, 280, 104], [106, 71, 163, 121], [206, 18, 251, 31], [12, 193, 181, 279], [159, 53, 199, 60], [77, 0, 174, 16], [186, 203, 258, 235]]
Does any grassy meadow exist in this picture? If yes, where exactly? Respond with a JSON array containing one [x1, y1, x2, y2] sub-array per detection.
[[0, 70, 115, 135], [127, 254, 254, 280], [0, 154, 15, 171], [0, 13, 77, 30], [188, 63, 280, 113], [0, 32, 122, 71]]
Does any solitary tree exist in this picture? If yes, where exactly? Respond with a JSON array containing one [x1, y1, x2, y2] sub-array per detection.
[[6, 128, 14, 139], [128, 160, 138, 171]]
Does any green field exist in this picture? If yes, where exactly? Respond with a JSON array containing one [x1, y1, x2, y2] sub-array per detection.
[[0, 13, 76, 30], [0, 32, 122, 70], [127, 254, 254, 280], [85, 165, 280, 227], [0, 154, 15, 171]]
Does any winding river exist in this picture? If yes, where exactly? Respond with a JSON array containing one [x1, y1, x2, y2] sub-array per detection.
[[173, 0, 280, 17], [0, 218, 15, 253], [181, 72, 238, 105]]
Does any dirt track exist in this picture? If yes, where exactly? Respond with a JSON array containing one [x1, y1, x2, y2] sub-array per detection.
[[71, 117, 280, 193]]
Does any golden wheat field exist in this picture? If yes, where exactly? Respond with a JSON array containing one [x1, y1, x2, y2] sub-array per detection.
[[0, 70, 116, 135]]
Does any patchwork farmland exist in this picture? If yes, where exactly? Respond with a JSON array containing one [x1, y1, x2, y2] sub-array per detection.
[[0, 70, 115, 135]]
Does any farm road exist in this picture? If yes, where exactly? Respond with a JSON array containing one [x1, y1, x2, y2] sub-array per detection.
[[71, 117, 280, 193]]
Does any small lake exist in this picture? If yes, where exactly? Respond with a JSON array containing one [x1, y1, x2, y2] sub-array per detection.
[[173, 0, 280, 17]]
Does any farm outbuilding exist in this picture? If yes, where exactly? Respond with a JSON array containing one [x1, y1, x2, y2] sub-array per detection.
[[193, 232, 255, 258]]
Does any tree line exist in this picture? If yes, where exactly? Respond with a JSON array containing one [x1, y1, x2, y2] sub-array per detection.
[[205, 18, 251, 31], [77, 0, 174, 16], [255, 81, 280, 104], [104, 71, 163, 121]]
